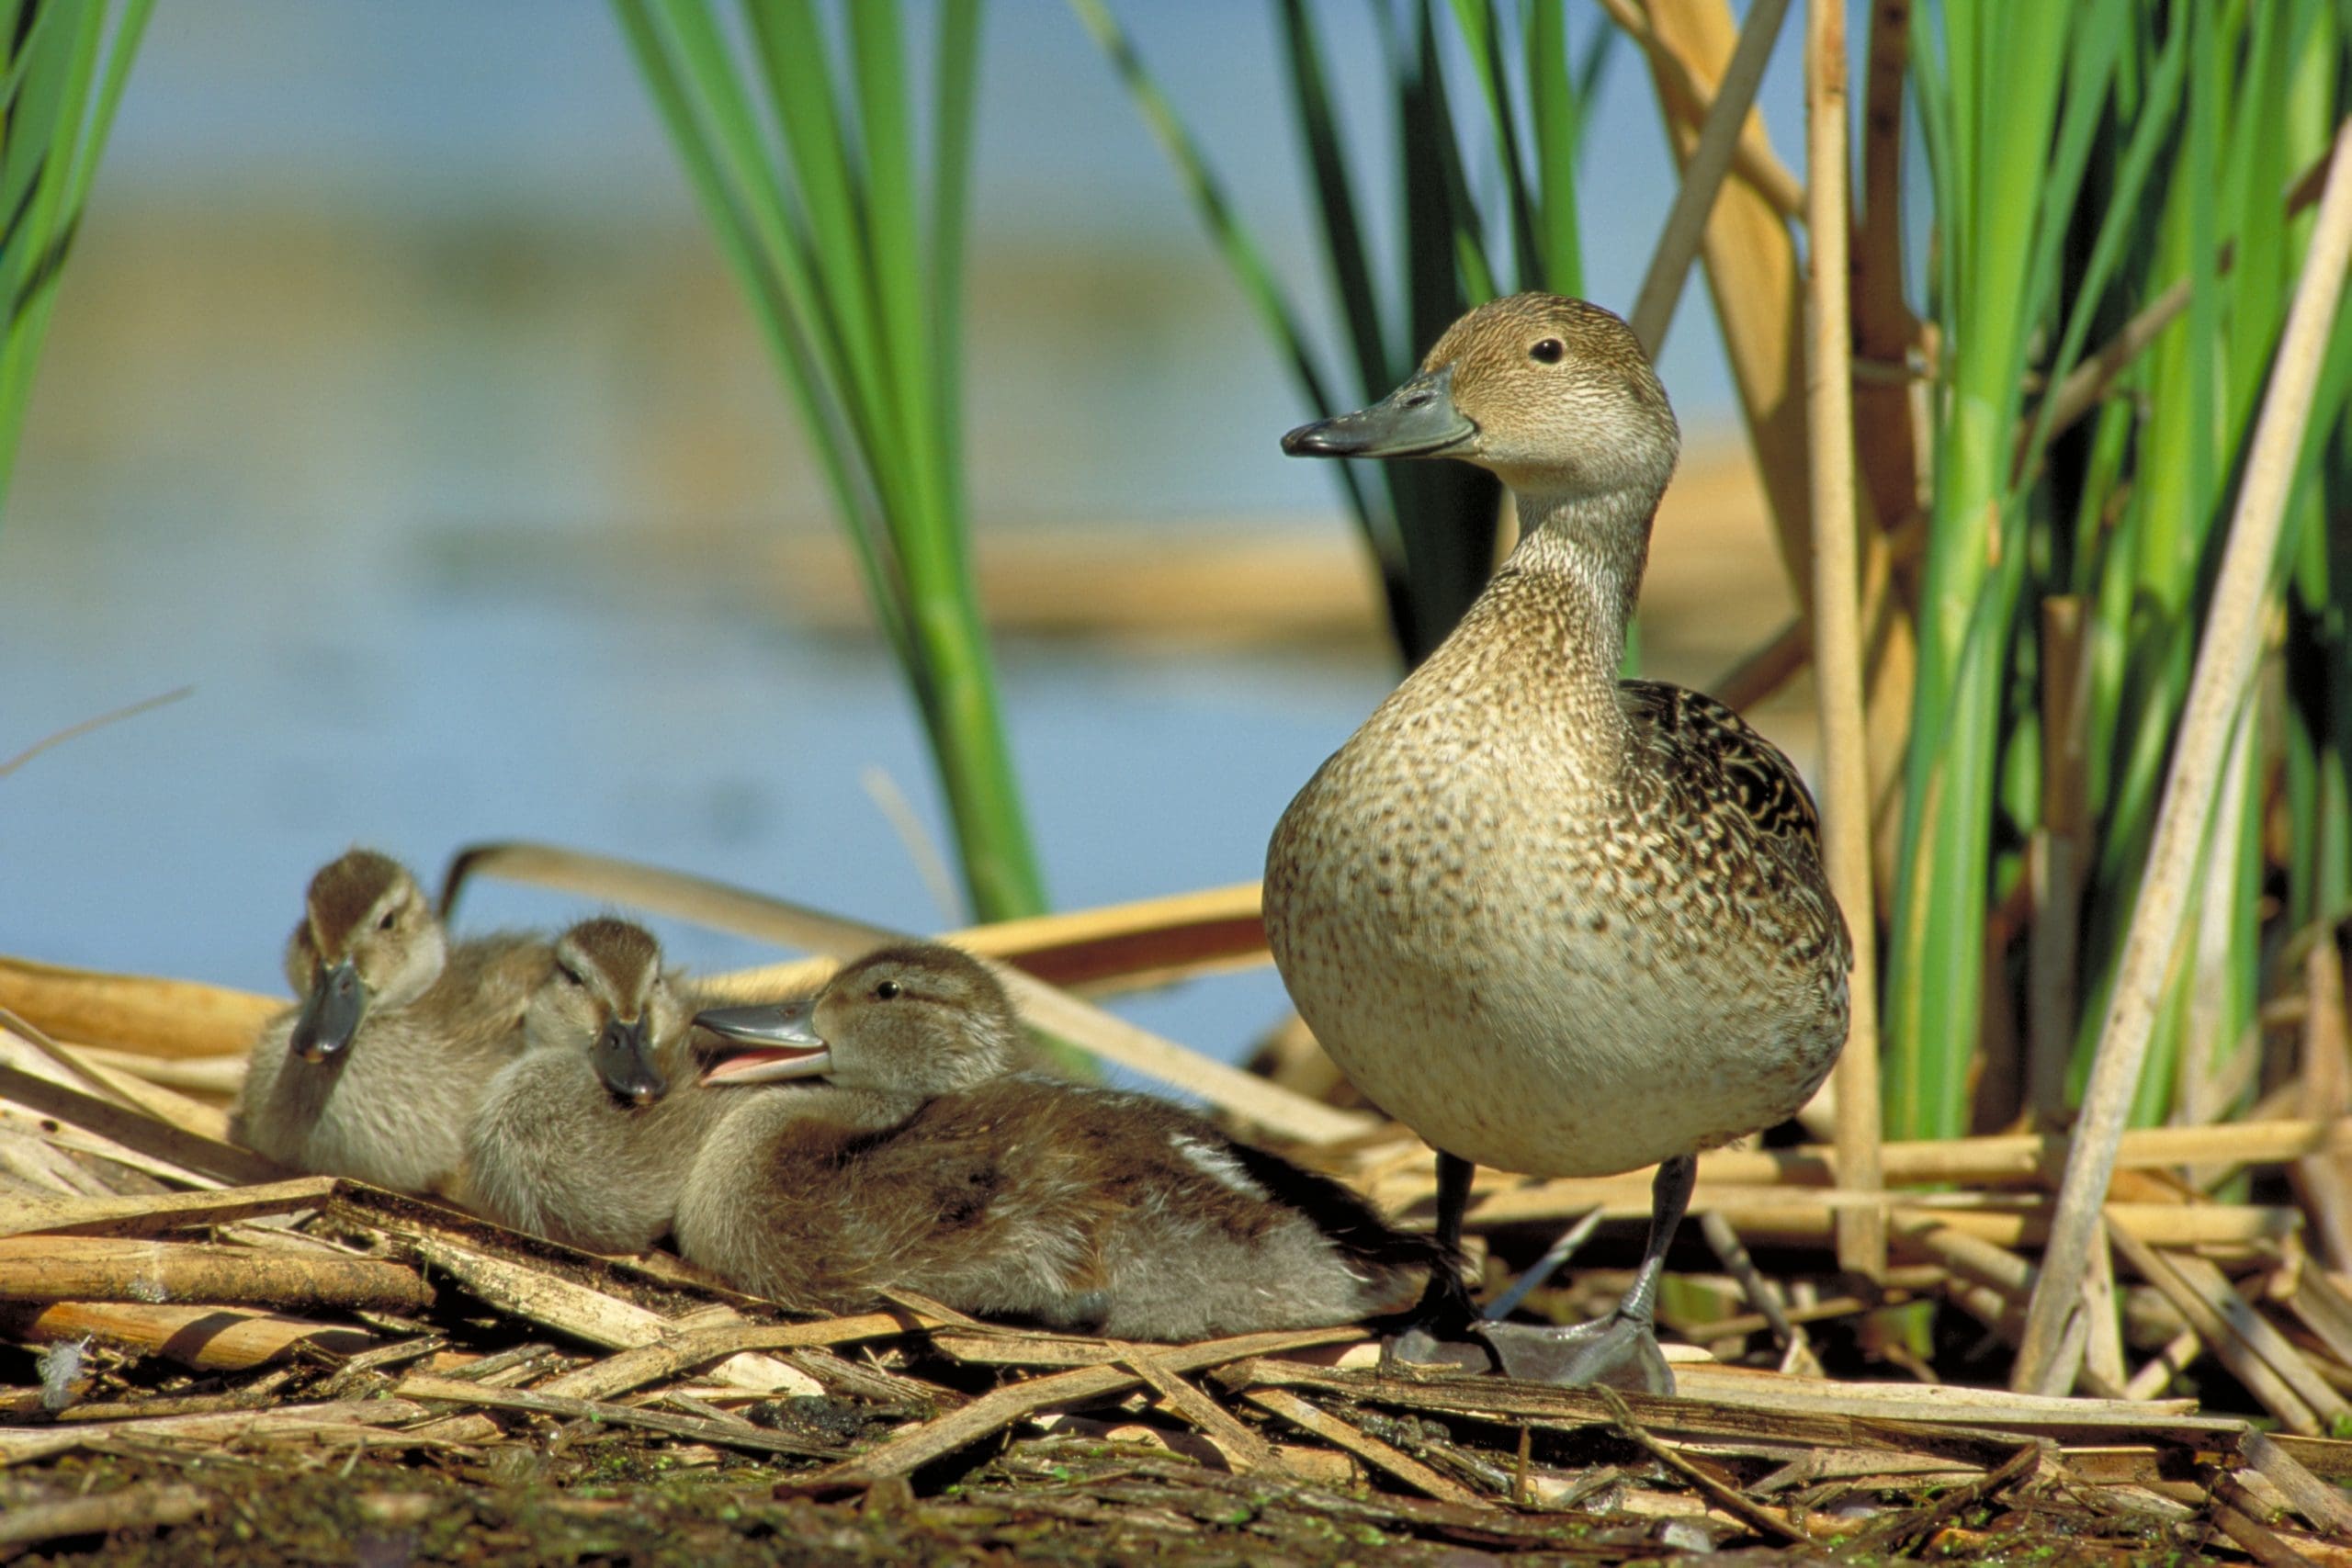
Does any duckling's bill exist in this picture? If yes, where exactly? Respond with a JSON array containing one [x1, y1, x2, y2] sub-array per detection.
[[1281, 366, 1476, 460], [694, 999, 832, 1084], [289, 959, 366, 1063], [592, 1015, 668, 1106]]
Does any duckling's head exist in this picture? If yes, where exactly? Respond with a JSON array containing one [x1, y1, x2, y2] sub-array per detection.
[[281, 850, 446, 1064], [1282, 293, 1678, 502], [693, 942, 1016, 1099], [527, 918, 686, 1107]]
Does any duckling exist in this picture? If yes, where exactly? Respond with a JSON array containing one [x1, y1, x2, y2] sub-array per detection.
[[230, 849, 546, 1196], [678, 943, 1444, 1340], [460, 918, 731, 1254], [1267, 294, 1851, 1393]]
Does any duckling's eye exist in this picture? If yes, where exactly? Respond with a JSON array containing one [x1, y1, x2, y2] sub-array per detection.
[[1530, 338, 1565, 365], [377, 908, 398, 931], [874, 979, 902, 1000], [559, 964, 585, 988]]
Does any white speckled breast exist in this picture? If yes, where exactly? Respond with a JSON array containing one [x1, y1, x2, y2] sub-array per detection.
[[1264, 562, 1849, 1182]]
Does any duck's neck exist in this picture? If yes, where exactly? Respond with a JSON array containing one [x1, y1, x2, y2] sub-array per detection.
[[1498, 483, 1658, 681]]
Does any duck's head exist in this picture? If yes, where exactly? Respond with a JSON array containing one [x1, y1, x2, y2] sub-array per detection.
[[528, 918, 685, 1107], [281, 850, 446, 1064], [1281, 292, 1677, 502], [692, 942, 1016, 1099]]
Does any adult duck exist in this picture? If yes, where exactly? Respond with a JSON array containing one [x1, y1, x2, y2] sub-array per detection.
[[1266, 293, 1850, 1393]]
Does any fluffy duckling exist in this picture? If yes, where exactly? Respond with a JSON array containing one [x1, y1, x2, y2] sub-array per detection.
[[677, 943, 1443, 1340], [1268, 294, 1851, 1392], [460, 918, 731, 1254], [231, 849, 547, 1196]]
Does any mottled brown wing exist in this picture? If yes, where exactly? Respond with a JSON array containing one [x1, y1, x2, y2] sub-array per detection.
[[1617, 679, 1822, 845]]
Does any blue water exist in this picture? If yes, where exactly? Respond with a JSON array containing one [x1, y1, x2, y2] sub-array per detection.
[[0, 504, 1391, 1071], [0, 0, 1822, 1074]]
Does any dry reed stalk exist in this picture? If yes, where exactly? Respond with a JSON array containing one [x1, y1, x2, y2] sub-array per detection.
[[1804, 0, 1885, 1283], [1122, 1350, 1287, 1476], [393, 1233, 821, 1398], [446, 841, 1272, 992], [2110, 1226, 2344, 1435], [796, 1325, 1363, 1491], [1849, 0, 1921, 549], [1635, 0, 1813, 589], [0, 1178, 337, 1242], [0, 956, 277, 1059], [1423, 1179, 2291, 1249], [0, 1299, 375, 1374], [2294, 935, 2352, 1270], [1625, 0, 1792, 356], [0, 1485, 209, 1552], [2027, 597, 2092, 1118], [2015, 115, 2352, 1396], [1594, 0, 1804, 220], [2081, 1218, 2131, 1395], [1374, 1116, 2352, 1198], [1243, 1387, 1482, 1498], [0, 1235, 428, 1314], [0, 1397, 440, 1468], [1711, 615, 1806, 711], [0, 1060, 275, 1189], [439, 842, 1361, 1142]]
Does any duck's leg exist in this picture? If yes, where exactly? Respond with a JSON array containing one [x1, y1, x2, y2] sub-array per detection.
[[1382, 1151, 1498, 1372], [1482, 1153, 1692, 1395]]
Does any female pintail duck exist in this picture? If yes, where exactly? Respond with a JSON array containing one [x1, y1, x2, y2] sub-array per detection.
[[1267, 293, 1851, 1393], [231, 849, 547, 1197], [678, 943, 1444, 1340], [460, 918, 733, 1254]]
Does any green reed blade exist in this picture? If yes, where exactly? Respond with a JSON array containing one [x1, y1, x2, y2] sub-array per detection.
[[1526, 0, 1582, 294], [0, 0, 150, 522], [618, 0, 1049, 928], [1066, 0, 1403, 653], [1276, 0, 1391, 399]]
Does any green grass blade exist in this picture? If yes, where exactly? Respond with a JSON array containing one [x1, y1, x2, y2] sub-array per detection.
[[1277, 0, 1390, 398], [1526, 0, 1583, 293], [928, 0, 981, 485]]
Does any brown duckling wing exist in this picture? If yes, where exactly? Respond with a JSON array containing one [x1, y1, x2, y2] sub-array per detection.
[[731, 1089, 1109, 1324], [995, 1081, 1448, 1330]]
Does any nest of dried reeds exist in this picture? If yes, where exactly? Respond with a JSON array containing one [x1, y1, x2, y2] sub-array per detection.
[[6, 855, 2352, 1565]]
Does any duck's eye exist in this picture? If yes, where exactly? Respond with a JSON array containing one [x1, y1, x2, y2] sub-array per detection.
[[1530, 338, 1565, 365], [559, 964, 585, 988], [874, 979, 902, 1000], [378, 908, 398, 932]]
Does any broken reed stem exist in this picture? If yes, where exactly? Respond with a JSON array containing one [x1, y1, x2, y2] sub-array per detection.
[[1626, 0, 1794, 355], [1595, 1385, 1811, 1544], [2014, 114, 2352, 1396], [1593, 0, 1804, 220], [1804, 0, 1885, 1283]]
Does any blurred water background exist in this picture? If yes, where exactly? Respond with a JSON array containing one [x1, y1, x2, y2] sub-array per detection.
[[0, 1, 1812, 1069]]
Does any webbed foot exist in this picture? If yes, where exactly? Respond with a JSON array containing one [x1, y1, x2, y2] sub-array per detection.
[[1480, 1311, 1675, 1395], [1381, 1321, 1498, 1375]]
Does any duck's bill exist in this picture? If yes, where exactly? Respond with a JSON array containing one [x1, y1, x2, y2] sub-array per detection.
[[1280, 367, 1476, 460], [693, 1000, 833, 1085], [593, 1016, 668, 1106], [289, 959, 366, 1064]]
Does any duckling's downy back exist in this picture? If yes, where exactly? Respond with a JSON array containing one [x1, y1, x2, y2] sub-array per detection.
[[677, 1073, 1442, 1339]]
